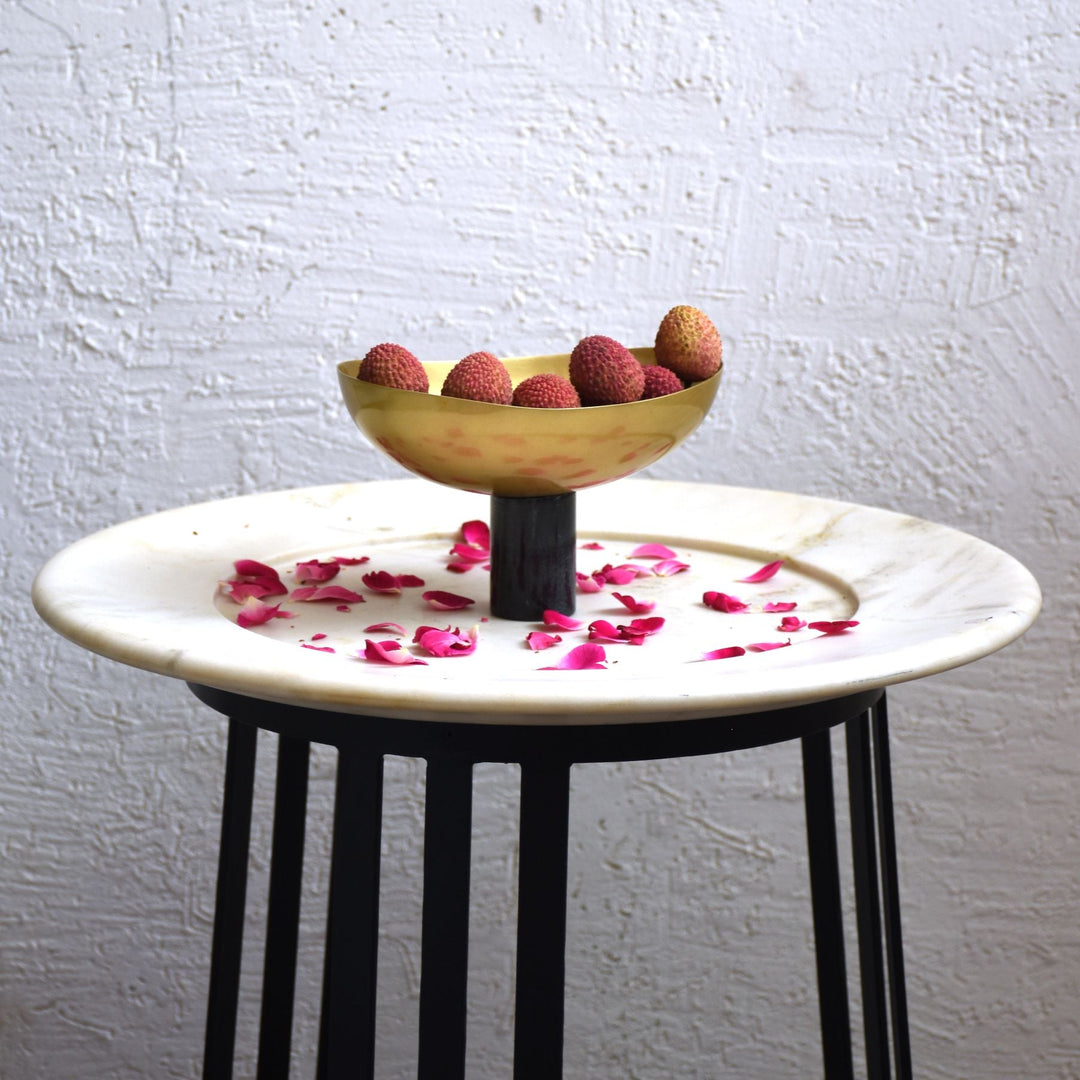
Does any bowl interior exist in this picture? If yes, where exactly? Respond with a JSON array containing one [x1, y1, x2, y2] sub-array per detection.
[[338, 347, 720, 497]]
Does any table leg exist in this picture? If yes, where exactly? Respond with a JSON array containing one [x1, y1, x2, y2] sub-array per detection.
[[204, 719, 258, 1080], [802, 728, 855, 1080], [513, 760, 572, 1080], [315, 750, 384, 1080], [417, 757, 475, 1079], [256, 735, 311, 1080], [846, 713, 890, 1079], [871, 693, 913, 1080]]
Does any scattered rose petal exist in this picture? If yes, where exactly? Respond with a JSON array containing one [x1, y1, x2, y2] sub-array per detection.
[[362, 571, 401, 594], [336, 605, 351, 612], [809, 620, 860, 634], [363, 621, 406, 635], [362, 640, 428, 665], [332, 555, 369, 566], [233, 559, 287, 585], [630, 542, 678, 559], [611, 592, 656, 614], [542, 610, 582, 630], [301, 644, 336, 653], [703, 591, 749, 613], [526, 631, 562, 651], [778, 616, 807, 632], [587, 619, 624, 644], [700, 646, 746, 661], [236, 597, 294, 628], [540, 643, 608, 670], [763, 601, 798, 613], [747, 641, 792, 652], [311, 633, 327, 641], [738, 560, 785, 583], [581, 541, 605, 550], [449, 543, 489, 563], [291, 585, 365, 603], [599, 563, 639, 585], [413, 624, 478, 657], [652, 558, 690, 576], [461, 520, 490, 548], [294, 559, 341, 584], [422, 590, 476, 611], [576, 571, 606, 593], [224, 559, 288, 602], [622, 616, 665, 637]]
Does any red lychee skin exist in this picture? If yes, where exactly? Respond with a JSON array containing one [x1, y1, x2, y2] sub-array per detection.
[[653, 306, 723, 382], [567, 335, 646, 405], [511, 373, 581, 409], [441, 351, 513, 404], [357, 343, 429, 393], [640, 365, 685, 399]]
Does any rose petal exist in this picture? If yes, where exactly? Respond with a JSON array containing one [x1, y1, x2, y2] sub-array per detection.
[[362, 570, 402, 594], [362, 640, 428, 665], [622, 617, 665, 636], [226, 559, 288, 600], [236, 597, 294, 628], [461, 520, 490, 549], [447, 562, 473, 574], [747, 641, 792, 652], [526, 631, 562, 651], [630, 542, 678, 559], [543, 609, 583, 630], [294, 559, 341, 584], [738, 560, 785, 583], [223, 581, 282, 602], [808, 620, 860, 634], [778, 616, 807, 632], [700, 646, 746, 661], [414, 625, 478, 657], [332, 555, 369, 566], [763, 601, 797, 613], [301, 643, 336, 653], [611, 592, 656, 615], [291, 585, 365, 603], [703, 591, 749, 613], [311, 633, 327, 641], [652, 558, 690, 576], [599, 563, 638, 585], [449, 543, 489, 563], [422, 590, 476, 611], [576, 571, 606, 594], [540, 643, 608, 670], [336, 605, 351, 612], [581, 541, 605, 551], [587, 619, 624, 644], [363, 622, 405, 635], [234, 558, 285, 583]]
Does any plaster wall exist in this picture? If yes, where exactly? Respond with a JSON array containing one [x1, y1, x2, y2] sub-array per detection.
[[2, 1, 1078, 1077]]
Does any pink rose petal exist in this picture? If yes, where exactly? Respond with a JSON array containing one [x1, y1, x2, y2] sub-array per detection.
[[808, 620, 860, 634], [622, 616, 665, 636], [291, 585, 365, 603], [422, 590, 476, 611], [611, 592, 656, 615], [630, 542, 678, 559], [542, 610, 583, 630], [599, 563, 639, 585], [576, 571, 606, 593], [311, 633, 328, 641], [703, 591, 749, 613], [363, 622, 406, 635], [700, 646, 746, 661], [236, 597, 295, 628], [332, 555, 369, 566], [581, 541, 605, 551], [587, 619, 624, 644], [362, 640, 428, 665], [224, 559, 288, 601], [747, 641, 792, 652], [652, 558, 690, 576], [526, 631, 562, 652], [461, 520, 490, 548], [301, 643, 336, 653], [294, 559, 341, 584], [413, 625, 478, 658], [449, 543, 489, 563], [336, 605, 351, 612], [738, 560, 785, 583], [540, 643, 608, 670], [763, 601, 798, 613], [778, 616, 807, 632], [362, 570, 401, 594]]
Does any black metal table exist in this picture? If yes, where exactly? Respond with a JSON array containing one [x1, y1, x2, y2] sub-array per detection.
[[191, 682, 911, 1080]]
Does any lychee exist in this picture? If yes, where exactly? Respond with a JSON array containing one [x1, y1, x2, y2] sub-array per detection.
[[654, 306, 723, 382], [440, 351, 513, 404], [357, 343, 429, 393], [511, 373, 581, 409], [640, 365, 685, 399], [568, 335, 645, 405]]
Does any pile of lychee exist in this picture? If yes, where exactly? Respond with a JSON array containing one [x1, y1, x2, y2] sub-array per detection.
[[355, 305, 723, 409]]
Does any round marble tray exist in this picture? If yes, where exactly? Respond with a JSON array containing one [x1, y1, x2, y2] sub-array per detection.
[[32, 479, 1041, 725]]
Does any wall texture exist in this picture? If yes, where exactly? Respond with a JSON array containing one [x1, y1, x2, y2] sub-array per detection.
[[2, 0, 1078, 1077]]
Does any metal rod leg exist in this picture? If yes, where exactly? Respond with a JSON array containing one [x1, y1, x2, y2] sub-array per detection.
[[847, 713, 890, 1080], [513, 760, 572, 1080], [316, 750, 384, 1080], [418, 757, 475, 1079], [204, 719, 258, 1080], [871, 693, 913, 1080], [802, 729, 854, 1080], [256, 736, 311, 1080]]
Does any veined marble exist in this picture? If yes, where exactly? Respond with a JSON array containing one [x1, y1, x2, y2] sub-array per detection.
[[32, 479, 1041, 725]]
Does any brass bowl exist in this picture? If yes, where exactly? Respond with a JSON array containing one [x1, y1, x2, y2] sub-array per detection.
[[338, 348, 720, 498]]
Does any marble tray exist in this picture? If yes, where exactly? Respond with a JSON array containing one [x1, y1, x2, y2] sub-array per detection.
[[32, 479, 1041, 725]]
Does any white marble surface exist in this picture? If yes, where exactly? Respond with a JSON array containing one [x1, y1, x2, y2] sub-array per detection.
[[32, 479, 1041, 725]]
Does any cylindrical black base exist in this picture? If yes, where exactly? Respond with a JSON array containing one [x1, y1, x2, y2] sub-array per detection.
[[489, 492, 576, 621]]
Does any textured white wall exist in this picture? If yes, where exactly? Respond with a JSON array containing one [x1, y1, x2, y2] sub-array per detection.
[[3, 0, 1078, 1077]]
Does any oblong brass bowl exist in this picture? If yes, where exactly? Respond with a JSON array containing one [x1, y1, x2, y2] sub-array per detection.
[[338, 347, 721, 498]]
